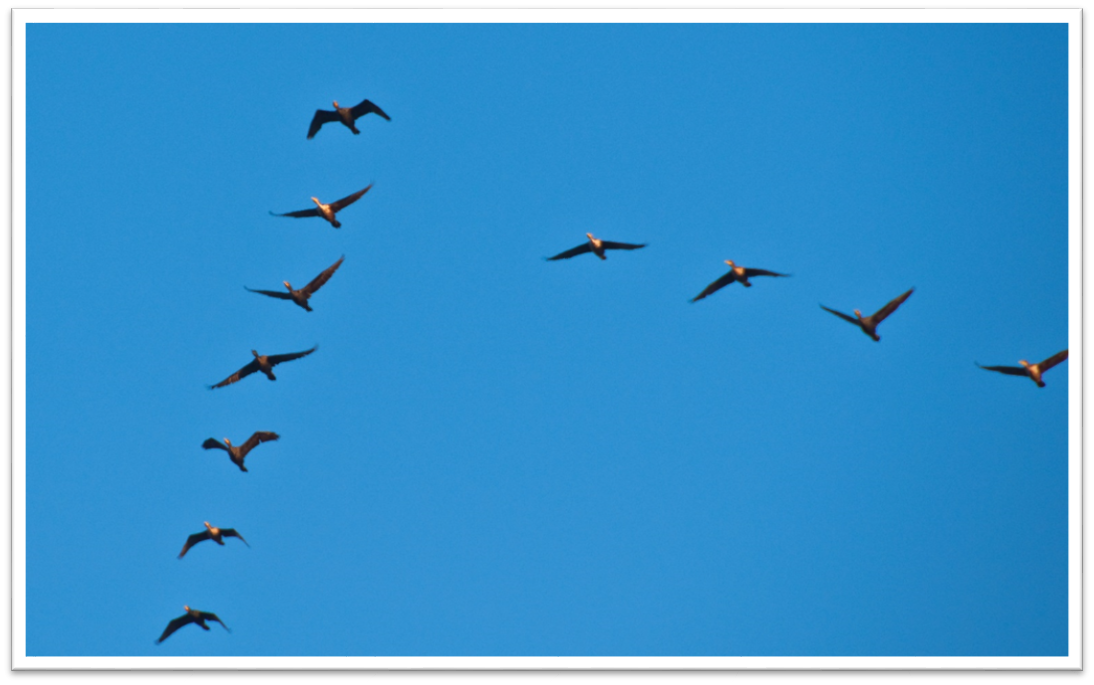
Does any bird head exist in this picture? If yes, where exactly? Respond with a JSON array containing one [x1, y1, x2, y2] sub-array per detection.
[[183, 605, 190, 612], [586, 232, 595, 240], [724, 260, 735, 267], [223, 437, 232, 447], [853, 309, 863, 318], [283, 281, 293, 291], [1019, 360, 1032, 369], [203, 521, 213, 531], [251, 350, 260, 359], [310, 197, 322, 208], [332, 100, 340, 109]]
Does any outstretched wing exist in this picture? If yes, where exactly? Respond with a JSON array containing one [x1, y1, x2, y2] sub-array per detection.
[[329, 185, 372, 213], [1038, 349, 1069, 371], [221, 528, 250, 547], [178, 531, 212, 559], [208, 359, 261, 390], [268, 346, 318, 367], [819, 304, 861, 326], [201, 438, 228, 452], [198, 612, 230, 632], [156, 614, 194, 644], [690, 271, 737, 302], [976, 362, 1030, 377], [349, 98, 391, 121], [869, 288, 914, 324], [301, 256, 345, 296], [269, 208, 321, 219], [244, 286, 293, 300], [238, 431, 280, 457], [307, 109, 341, 139], [743, 268, 790, 278], [600, 241, 647, 251], [546, 242, 593, 261]]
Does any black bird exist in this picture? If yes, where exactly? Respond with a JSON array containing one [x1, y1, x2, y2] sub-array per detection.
[[246, 256, 344, 312], [202, 431, 280, 472], [546, 233, 647, 261], [307, 98, 390, 138], [207, 347, 317, 389], [690, 260, 789, 302], [819, 288, 914, 341], [156, 606, 230, 644], [977, 349, 1068, 388], [178, 522, 249, 558], [270, 185, 372, 229]]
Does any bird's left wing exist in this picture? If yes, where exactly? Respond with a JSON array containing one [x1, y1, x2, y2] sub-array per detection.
[[302, 256, 345, 296], [208, 359, 261, 389], [742, 268, 790, 278], [199, 612, 231, 632], [869, 288, 914, 324], [244, 287, 293, 300], [222, 529, 250, 546], [267, 346, 318, 366], [156, 615, 193, 644], [975, 362, 1029, 377], [600, 241, 648, 251], [329, 185, 373, 213], [690, 271, 736, 302], [307, 109, 341, 139], [270, 208, 321, 219], [1039, 349, 1069, 371], [178, 531, 211, 559], [238, 431, 280, 456], [349, 98, 391, 121], [546, 243, 593, 261]]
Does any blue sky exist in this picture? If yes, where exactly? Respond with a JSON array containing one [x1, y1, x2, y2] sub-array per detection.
[[24, 21, 1069, 657]]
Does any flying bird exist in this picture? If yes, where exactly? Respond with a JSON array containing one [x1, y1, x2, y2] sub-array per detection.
[[270, 185, 372, 229], [178, 522, 249, 558], [976, 349, 1068, 388], [207, 346, 317, 389], [202, 432, 280, 472], [307, 98, 390, 138], [245, 256, 344, 312], [690, 260, 789, 302], [819, 288, 914, 341], [546, 233, 647, 261], [155, 606, 230, 644]]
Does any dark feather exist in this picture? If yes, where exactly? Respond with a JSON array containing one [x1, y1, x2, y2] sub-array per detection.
[[209, 359, 261, 390], [178, 531, 211, 559], [599, 240, 647, 251], [266, 346, 318, 366], [156, 615, 195, 644], [976, 363, 1030, 377], [329, 185, 372, 213], [301, 256, 345, 296], [349, 98, 391, 121], [1039, 349, 1069, 371], [244, 287, 293, 300], [546, 243, 593, 261], [222, 528, 250, 546], [201, 438, 228, 452], [868, 288, 914, 324], [690, 272, 737, 302], [819, 304, 861, 326], [270, 208, 320, 219], [743, 268, 789, 278], [238, 431, 280, 457], [307, 109, 341, 139]]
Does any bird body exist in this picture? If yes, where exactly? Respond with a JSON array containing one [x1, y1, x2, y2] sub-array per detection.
[[246, 256, 344, 312], [202, 431, 279, 471], [977, 349, 1068, 388], [307, 98, 391, 138], [156, 606, 230, 644], [270, 186, 372, 229], [690, 260, 789, 302], [208, 346, 317, 389], [178, 521, 250, 558], [546, 233, 647, 261], [820, 288, 914, 341]]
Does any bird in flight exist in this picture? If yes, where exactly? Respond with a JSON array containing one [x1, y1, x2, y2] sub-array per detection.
[[245, 256, 345, 312], [546, 233, 647, 261], [178, 522, 249, 558], [307, 98, 390, 138], [155, 606, 230, 644], [976, 349, 1068, 388], [270, 185, 372, 229], [690, 260, 789, 302], [819, 288, 914, 341], [202, 431, 280, 472], [207, 347, 318, 389]]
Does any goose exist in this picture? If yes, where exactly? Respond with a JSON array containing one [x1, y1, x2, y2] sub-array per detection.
[[546, 233, 647, 261], [245, 256, 344, 312], [207, 346, 317, 389], [820, 288, 914, 341], [201, 432, 279, 472], [155, 606, 230, 644], [977, 349, 1068, 388], [691, 260, 789, 302], [178, 522, 249, 558], [270, 185, 372, 229], [307, 98, 390, 138]]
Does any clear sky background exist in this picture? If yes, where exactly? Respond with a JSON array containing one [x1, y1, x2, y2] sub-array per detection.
[[24, 21, 1068, 657]]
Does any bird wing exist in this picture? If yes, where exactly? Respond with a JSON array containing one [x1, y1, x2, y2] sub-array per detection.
[[244, 286, 293, 300], [267, 346, 318, 367], [690, 271, 737, 302], [868, 288, 914, 324], [1039, 349, 1069, 371], [349, 98, 391, 121], [976, 363, 1030, 377], [329, 185, 372, 213], [546, 243, 593, 261], [208, 359, 261, 389], [178, 531, 212, 559], [743, 267, 790, 278], [819, 304, 861, 326], [156, 614, 195, 643], [238, 431, 280, 457], [307, 109, 341, 138], [301, 256, 345, 296], [269, 208, 321, 219], [201, 438, 228, 452], [222, 528, 250, 546], [599, 241, 647, 251], [198, 612, 230, 632]]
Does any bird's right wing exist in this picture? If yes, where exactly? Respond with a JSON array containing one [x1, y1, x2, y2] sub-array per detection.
[[269, 208, 320, 219], [267, 346, 318, 367], [546, 243, 593, 261], [199, 612, 231, 632], [202, 438, 228, 451], [208, 360, 261, 389], [329, 185, 373, 213], [156, 615, 193, 644], [742, 268, 790, 278], [1039, 349, 1069, 371], [870, 288, 914, 324], [690, 272, 736, 302], [244, 287, 293, 300], [307, 109, 341, 139], [599, 241, 647, 251], [975, 363, 1030, 377], [819, 304, 860, 326], [222, 529, 250, 546], [350, 98, 391, 121], [238, 431, 280, 457], [178, 531, 211, 559], [301, 256, 345, 296]]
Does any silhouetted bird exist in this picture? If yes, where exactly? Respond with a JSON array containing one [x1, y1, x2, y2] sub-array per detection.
[[546, 233, 647, 261], [207, 346, 317, 389], [178, 522, 249, 558], [690, 260, 789, 302], [819, 288, 914, 341], [155, 606, 230, 644], [307, 98, 390, 138], [245, 256, 344, 312], [202, 432, 280, 472], [977, 349, 1068, 388], [270, 185, 372, 229]]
